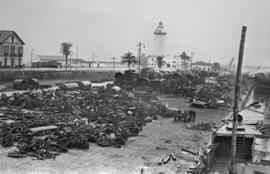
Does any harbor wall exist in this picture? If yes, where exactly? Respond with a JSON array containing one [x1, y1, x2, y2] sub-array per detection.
[[0, 70, 115, 82]]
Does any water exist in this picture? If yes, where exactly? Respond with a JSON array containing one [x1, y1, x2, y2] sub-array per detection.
[[242, 66, 270, 73]]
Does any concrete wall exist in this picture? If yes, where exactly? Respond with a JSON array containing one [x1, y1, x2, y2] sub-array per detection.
[[0, 70, 115, 82]]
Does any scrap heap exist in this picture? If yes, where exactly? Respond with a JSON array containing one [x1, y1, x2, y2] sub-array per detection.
[[192, 84, 232, 108], [0, 87, 161, 160]]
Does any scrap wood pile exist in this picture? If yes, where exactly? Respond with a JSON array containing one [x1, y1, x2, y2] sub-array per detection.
[[0, 87, 161, 160], [186, 122, 219, 131]]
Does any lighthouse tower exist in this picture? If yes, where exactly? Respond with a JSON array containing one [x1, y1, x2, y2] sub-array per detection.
[[153, 21, 167, 56]]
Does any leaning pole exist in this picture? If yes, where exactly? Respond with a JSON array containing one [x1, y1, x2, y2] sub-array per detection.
[[230, 26, 247, 174]]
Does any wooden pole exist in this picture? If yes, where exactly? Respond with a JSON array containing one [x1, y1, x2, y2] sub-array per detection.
[[138, 42, 142, 75], [230, 26, 247, 174], [111, 57, 116, 71], [76, 46, 78, 71]]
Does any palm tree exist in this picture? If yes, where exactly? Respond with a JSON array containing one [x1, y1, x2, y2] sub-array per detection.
[[121, 52, 137, 70], [60, 42, 73, 71], [156, 56, 164, 72], [180, 51, 192, 69], [212, 62, 221, 72]]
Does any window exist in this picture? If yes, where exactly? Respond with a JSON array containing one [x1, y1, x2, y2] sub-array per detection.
[[18, 57, 22, 66], [4, 57, 7, 66], [10, 46, 16, 56], [18, 46, 23, 53], [11, 46, 15, 53], [4, 45, 9, 54], [11, 36, 14, 43], [11, 58, 14, 67], [18, 47, 23, 57]]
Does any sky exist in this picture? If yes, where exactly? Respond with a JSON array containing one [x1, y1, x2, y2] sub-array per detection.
[[0, 0, 269, 66]]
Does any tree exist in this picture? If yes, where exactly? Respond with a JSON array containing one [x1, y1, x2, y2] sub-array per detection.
[[60, 42, 73, 71], [121, 52, 137, 70], [180, 51, 192, 69], [156, 56, 164, 71], [212, 62, 221, 72]]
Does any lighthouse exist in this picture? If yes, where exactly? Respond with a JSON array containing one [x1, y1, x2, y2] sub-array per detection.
[[153, 21, 167, 56]]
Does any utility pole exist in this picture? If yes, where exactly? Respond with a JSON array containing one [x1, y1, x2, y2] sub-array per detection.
[[92, 52, 95, 68], [76, 46, 78, 71], [190, 51, 195, 70], [111, 57, 116, 71], [69, 54, 72, 71], [30, 48, 33, 68], [230, 26, 247, 174], [137, 42, 145, 76]]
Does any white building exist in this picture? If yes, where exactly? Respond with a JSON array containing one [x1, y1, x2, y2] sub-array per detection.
[[141, 54, 182, 71], [32, 55, 90, 68], [163, 55, 181, 70], [191, 61, 212, 71], [0, 30, 25, 68], [153, 21, 167, 56]]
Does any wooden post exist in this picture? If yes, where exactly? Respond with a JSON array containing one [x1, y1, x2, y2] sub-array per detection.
[[230, 26, 247, 174]]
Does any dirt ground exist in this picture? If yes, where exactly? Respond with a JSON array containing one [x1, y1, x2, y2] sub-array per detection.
[[0, 95, 231, 174]]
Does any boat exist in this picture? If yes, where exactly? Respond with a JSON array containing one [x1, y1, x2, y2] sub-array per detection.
[[204, 98, 270, 173], [254, 73, 270, 95]]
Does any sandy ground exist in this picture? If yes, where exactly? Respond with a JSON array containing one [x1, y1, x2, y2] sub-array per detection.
[[0, 95, 232, 174]]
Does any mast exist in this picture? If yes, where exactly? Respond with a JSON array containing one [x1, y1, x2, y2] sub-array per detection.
[[230, 26, 247, 174]]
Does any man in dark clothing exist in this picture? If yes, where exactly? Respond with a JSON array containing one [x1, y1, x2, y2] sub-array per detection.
[[189, 110, 196, 123]]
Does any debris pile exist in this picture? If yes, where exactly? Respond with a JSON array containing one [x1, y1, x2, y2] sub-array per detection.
[[254, 72, 270, 86], [0, 86, 161, 160], [192, 84, 232, 108], [186, 122, 218, 131]]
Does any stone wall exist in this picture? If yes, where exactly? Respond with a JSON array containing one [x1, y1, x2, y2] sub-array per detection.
[[0, 70, 115, 82]]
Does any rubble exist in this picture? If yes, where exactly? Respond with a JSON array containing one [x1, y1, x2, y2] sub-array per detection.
[[0, 86, 161, 160], [191, 84, 232, 109]]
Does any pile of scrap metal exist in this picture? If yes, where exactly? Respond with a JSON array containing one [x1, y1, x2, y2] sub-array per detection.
[[114, 70, 139, 90], [114, 69, 197, 97], [57, 81, 92, 90], [254, 72, 270, 94], [191, 84, 232, 108], [13, 78, 52, 90], [216, 75, 235, 90], [191, 70, 218, 84], [13, 78, 39, 90], [159, 71, 196, 96], [0, 86, 161, 160], [114, 68, 162, 91]]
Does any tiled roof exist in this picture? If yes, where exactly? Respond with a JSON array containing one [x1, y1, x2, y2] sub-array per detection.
[[192, 61, 211, 66]]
